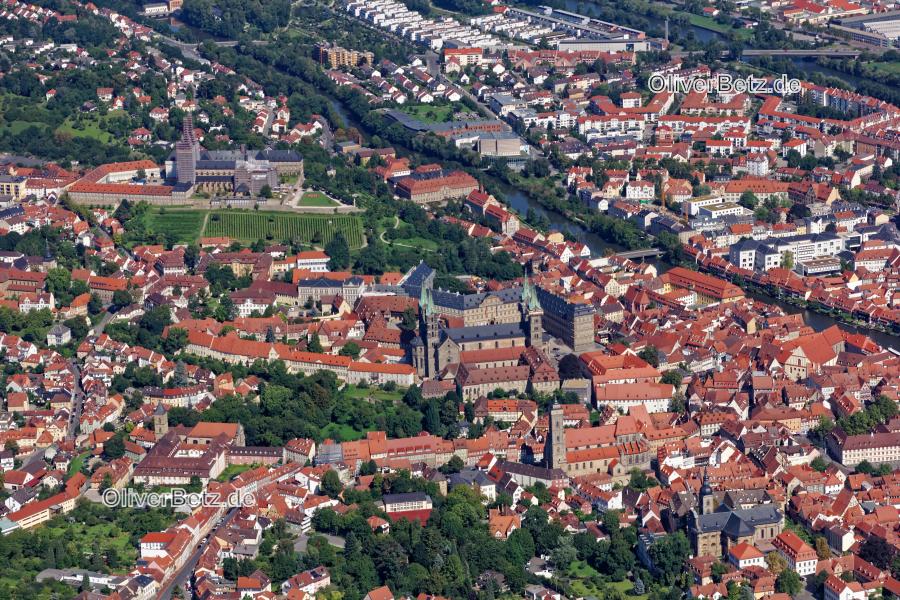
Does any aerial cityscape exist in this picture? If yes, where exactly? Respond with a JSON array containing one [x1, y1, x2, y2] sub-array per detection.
[[0, 0, 899, 598]]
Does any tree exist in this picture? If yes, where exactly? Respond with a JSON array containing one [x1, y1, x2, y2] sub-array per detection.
[[637, 345, 659, 367], [441, 455, 464, 474], [661, 370, 683, 387], [669, 391, 687, 414], [325, 232, 350, 270], [339, 341, 361, 358], [260, 184, 272, 198], [551, 537, 578, 570], [184, 244, 199, 271], [602, 509, 621, 534], [738, 191, 758, 209], [399, 307, 418, 332], [88, 293, 103, 315], [857, 460, 875, 475], [215, 295, 236, 322], [307, 335, 323, 353], [811, 456, 828, 472], [558, 354, 582, 380], [103, 434, 125, 459], [776, 569, 802, 595], [859, 537, 894, 570], [711, 561, 730, 583], [782, 250, 794, 271], [112, 289, 133, 309], [766, 551, 787, 575], [815, 536, 832, 560], [628, 469, 656, 492], [648, 531, 692, 584], [321, 469, 343, 498], [173, 361, 189, 387]]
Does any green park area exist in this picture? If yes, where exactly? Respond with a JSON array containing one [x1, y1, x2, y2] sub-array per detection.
[[56, 111, 126, 143], [399, 103, 460, 123], [298, 191, 338, 207]]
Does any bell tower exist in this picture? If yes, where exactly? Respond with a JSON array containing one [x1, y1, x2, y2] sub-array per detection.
[[700, 467, 715, 515], [547, 402, 566, 471], [153, 402, 168, 438]]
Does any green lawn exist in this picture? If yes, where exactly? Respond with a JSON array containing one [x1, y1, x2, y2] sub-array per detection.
[[399, 103, 460, 123], [684, 13, 753, 40], [44, 521, 139, 568], [146, 208, 207, 243], [67, 451, 90, 478], [321, 422, 368, 442], [57, 120, 112, 143], [56, 110, 125, 143], [343, 384, 406, 403], [568, 560, 600, 577], [392, 236, 439, 251], [298, 191, 338, 207], [216, 463, 259, 482], [203, 210, 364, 248], [565, 562, 651, 600], [867, 61, 900, 76], [2, 120, 48, 135]]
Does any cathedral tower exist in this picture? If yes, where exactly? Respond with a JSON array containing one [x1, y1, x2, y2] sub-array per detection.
[[419, 285, 440, 378], [521, 277, 544, 349]]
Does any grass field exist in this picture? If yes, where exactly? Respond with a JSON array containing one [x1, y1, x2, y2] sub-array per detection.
[[216, 463, 259, 482], [400, 103, 459, 123], [321, 422, 368, 442], [298, 191, 338, 207], [343, 383, 406, 403], [566, 562, 650, 600], [56, 111, 125, 143], [2, 120, 48, 135], [57, 119, 112, 143], [867, 61, 900, 76], [67, 451, 90, 477], [686, 13, 754, 40], [46, 521, 140, 569], [147, 208, 207, 243], [204, 211, 364, 248], [393, 236, 439, 251]]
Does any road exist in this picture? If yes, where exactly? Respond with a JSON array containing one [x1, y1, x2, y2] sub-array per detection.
[[91, 311, 115, 336], [67, 358, 84, 440], [157, 507, 238, 600]]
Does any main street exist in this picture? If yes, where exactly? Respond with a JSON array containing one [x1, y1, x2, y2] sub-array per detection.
[[157, 507, 238, 600]]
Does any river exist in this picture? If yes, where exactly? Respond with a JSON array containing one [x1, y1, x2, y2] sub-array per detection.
[[498, 183, 900, 346], [562, 0, 721, 43], [318, 8, 898, 345], [500, 185, 627, 254]]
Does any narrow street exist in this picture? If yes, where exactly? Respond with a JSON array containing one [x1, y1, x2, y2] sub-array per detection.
[[67, 359, 84, 441], [157, 507, 238, 600]]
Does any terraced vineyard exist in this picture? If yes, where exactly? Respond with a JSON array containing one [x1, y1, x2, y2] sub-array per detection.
[[203, 211, 364, 248]]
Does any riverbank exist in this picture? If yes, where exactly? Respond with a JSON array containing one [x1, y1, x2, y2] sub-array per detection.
[[485, 170, 900, 344]]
